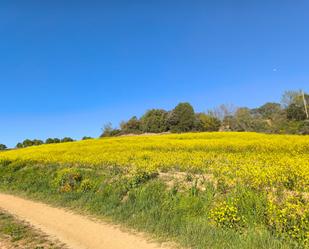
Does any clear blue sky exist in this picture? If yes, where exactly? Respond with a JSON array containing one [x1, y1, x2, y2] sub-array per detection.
[[1, 1, 308, 147]]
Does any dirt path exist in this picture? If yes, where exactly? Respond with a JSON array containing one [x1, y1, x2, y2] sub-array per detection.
[[0, 193, 171, 249]]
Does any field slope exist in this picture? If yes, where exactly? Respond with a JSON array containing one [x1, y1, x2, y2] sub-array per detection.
[[0, 132, 308, 248]]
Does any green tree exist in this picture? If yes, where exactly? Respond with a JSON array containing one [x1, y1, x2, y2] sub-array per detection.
[[82, 136, 93, 140], [0, 144, 7, 150], [286, 103, 307, 121], [45, 138, 61, 144], [16, 142, 23, 148], [249, 103, 285, 133], [101, 122, 113, 137], [299, 120, 309, 134], [140, 109, 168, 133], [61, 137, 74, 143], [45, 138, 55, 144], [232, 108, 256, 131], [168, 102, 195, 132], [32, 139, 43, 146], [195, 113, 221, 131], [256, 102, 282, 120], [54, 138, 61, 143], [22, 139, 34, 148], [281, 90, 308, 121], [109, 129, 121, 136], [120, 116, 141, 134], [101, 123, 121, 137]]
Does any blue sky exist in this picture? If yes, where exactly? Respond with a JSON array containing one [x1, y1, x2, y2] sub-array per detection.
[[1, 1, 308, 147]]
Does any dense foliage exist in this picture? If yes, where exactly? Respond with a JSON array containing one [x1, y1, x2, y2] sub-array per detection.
[[15, 137, 76, 148], [102, 90, 308, 136], [0, 144, 7, 151], [140, 109, 168, 133], [168, 102, 196, 132]]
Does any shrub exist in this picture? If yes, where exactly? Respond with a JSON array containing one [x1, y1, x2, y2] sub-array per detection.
[[0, 159, 12, 167], [53, 168, 82, 193], [128, 170, 158, 189], [209, 201, 246, 230], [79, 179, 95, 192], [8, 161, 26, 172], [267, 196, 309, 246]]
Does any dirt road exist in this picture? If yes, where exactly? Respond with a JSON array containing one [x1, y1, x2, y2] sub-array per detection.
[[0, 193, 170, 249]]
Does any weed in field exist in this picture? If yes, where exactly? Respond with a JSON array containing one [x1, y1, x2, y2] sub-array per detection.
[[53, 168, 82, 193]]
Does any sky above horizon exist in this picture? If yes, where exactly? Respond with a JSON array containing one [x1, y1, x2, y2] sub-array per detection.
[[1, 1, 309, 147]]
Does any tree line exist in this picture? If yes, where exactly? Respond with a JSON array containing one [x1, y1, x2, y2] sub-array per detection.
[[101, 90, 309, 137], [15, 137, 75, 148], [0, 136, 93, 151], [15, 136, 94, 148], [0, 90, 308, 151]]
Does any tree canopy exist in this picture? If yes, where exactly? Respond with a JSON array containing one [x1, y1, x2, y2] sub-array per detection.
[[0, 144, 7, 150], [168, 102, 196, 132]]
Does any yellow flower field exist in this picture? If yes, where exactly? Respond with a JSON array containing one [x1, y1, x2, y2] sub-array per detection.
[[1, 132, 309, 246], [1, 132, 308, 192]]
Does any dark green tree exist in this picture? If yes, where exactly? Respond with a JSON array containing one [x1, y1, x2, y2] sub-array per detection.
[[120, 116, 141, 134], [54, 138, 61, 143], [168, 102, 195, 132], [140, 109, 168, 133], [32, 139, 43, 146], [16, 142, 23, 148], [22, 139, 34, 147], [0, 144, 7, 150], [82, 136, 93, 140], [61, 137, 74, 143], [286, 103, 307, 121], [45, 138, 61, 144], [45, 138, 55, 144], [195, 113, 221, 131]]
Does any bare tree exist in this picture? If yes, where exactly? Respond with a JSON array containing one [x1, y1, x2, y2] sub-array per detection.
[[209, 104, 237, 121]]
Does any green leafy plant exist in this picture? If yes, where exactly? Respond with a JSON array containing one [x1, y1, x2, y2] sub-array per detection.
[[79, 179, 95, 192], [128, 170, 158, 188], [209, 201, 246, 230], [53, 168, 82, 193], [267, 196, 309, 246]]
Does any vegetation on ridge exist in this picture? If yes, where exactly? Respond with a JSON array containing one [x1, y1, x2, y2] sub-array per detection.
[[102, 90, 309, 137]]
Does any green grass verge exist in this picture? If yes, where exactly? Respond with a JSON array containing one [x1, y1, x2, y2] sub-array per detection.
[[0, 160, 305, 249]]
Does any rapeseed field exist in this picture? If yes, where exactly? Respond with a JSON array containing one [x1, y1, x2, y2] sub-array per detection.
[[0, 132, 308, 247]]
